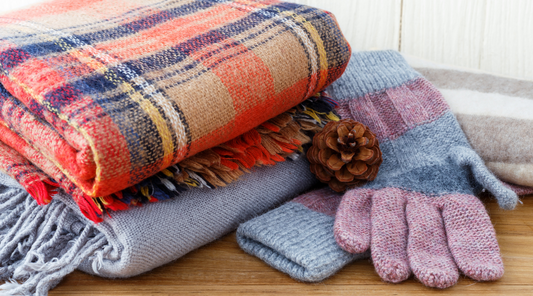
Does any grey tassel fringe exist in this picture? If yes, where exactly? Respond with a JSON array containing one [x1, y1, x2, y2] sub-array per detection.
[[0, 186, 106, 295]]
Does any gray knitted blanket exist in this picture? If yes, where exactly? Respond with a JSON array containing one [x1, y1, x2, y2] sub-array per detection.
[[0, 156, 317, 295]]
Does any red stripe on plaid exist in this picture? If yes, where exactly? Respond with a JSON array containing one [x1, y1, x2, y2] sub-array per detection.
[[0, 140, 57, 205], [11, 58, 65, 98], [96, 3, 251, 59], [210, 42, 275, 127]]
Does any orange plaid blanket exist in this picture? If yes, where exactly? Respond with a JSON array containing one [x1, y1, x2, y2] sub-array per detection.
[[0, 0, 350, 221]]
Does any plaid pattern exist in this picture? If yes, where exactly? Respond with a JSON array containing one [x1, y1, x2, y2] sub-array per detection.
[[0, 140, 56, 205], [0, 0, 350, 201]]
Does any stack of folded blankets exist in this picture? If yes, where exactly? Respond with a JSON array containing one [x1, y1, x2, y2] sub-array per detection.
[[0, 0, 532, 295], [0, 0, 351, 294]]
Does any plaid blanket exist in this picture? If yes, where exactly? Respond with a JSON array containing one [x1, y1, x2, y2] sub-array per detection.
[[0, 0, 350, 221]]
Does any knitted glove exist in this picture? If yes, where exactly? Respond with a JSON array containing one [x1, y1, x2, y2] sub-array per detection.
[[237, 188, 368, 282], [328, 51, 518, 288]]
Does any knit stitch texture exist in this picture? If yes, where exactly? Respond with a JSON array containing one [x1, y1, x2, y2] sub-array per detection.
[[328, 51, 517, 288], [0, 153, 317, 295], [0, 0, 350, 220], [404, 54, 533, 191], [237, 187, 368, 282]]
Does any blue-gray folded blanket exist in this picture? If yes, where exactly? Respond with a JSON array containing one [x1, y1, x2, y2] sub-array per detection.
[[0, 156, 316, 295]]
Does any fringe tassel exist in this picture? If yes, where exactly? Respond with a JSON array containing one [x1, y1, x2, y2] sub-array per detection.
[[170, 91, 339, 188], [0, 91, 340, 223], [0, 188, 105, 295], [24, 178, 57, 206], [106, 91, 341, 215]]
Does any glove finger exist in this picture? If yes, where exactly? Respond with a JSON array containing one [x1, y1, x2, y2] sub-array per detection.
[[371, 188, 410, 283], [442, 194, 504, 281], [334, 188, 373, 253], [406, 193, 459, 288]]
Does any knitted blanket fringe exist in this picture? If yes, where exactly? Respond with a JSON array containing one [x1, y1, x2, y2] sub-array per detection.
[[0, 140, 319, 295], [0, 191, 105, 295]]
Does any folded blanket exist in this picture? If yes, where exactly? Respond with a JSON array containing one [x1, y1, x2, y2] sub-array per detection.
[[0, 0, 350, 221], [0, 87, 338, 221], [403, 55, 533, 194], [0, 152, 318, 295]]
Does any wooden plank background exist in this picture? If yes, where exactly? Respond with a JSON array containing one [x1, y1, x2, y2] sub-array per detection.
[[288, 0, 532, 81]]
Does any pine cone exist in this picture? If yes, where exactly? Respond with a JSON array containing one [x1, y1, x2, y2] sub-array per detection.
[[307, 119, 382, 192]]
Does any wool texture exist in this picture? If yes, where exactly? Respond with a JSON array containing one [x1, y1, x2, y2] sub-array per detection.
[[0, 0, 350, 221], [404, 54, 533, 192], [0, 154, 317, 295], [0, 88, 337, 222], [235, 51, 519, 288], [237, 187, 368, 282], [328, 51, 518, 288]]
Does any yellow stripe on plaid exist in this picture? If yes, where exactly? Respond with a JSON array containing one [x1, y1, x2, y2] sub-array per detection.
[[119, 82, 175, 164], [281, 10, 329, 91], [18, 20, 182, 170], [65, 48, 176, 169]]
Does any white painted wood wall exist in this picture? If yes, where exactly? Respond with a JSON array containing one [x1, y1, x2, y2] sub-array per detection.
[[1, 0, 531, 80], [288, 0, 533, 81]]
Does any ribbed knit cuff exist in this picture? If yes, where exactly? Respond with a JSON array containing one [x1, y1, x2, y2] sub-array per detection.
[[237, 202, 366, 282], [327, 50, 420, 101]]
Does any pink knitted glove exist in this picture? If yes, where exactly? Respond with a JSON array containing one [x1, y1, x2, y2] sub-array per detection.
[[329, 51, 518, 288], [335, 188, 503, 288]]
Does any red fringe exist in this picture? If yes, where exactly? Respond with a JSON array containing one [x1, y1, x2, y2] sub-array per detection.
[[220, 158, 239, 170], [276, 141, 298, 153], [101, 195, 129, 211], [260, 122, 281, 132], [74, 190, 103, 223], [25, 178, 58, 205], [270, 154, 285, 162]]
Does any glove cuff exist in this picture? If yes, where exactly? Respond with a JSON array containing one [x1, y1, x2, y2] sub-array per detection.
[[327, 50, 420, 101], [237, 201, 365, 282]]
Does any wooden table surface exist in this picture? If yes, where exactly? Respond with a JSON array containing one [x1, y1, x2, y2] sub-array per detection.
[[48, 194, 533, 295]]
